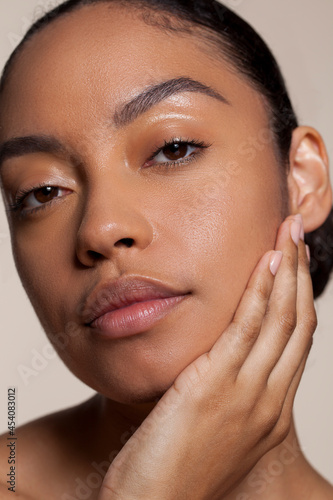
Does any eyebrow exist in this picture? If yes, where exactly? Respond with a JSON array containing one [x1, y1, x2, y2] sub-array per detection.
[[113, 76, 230, 127], [0, 135, 67, 170], [0, 77, 229, 169]]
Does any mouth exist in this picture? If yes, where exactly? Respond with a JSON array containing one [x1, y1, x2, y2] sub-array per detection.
[[83, 276, 191, 339]]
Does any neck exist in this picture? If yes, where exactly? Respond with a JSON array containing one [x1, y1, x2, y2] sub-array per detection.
[[224, 419, 316, 500]]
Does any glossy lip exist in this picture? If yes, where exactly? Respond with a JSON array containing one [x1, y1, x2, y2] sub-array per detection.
[[82, 276, 191, 338]]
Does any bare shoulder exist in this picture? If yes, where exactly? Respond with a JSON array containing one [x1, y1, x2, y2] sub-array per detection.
[[0, 396, 98, 500]]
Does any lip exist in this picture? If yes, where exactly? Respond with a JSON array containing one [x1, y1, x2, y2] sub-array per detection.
[[83, 276, 190, 339]]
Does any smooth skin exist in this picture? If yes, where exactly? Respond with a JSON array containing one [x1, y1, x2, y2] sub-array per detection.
[[0, 4, 332, 499]]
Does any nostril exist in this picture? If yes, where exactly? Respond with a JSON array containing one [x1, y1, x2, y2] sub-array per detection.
[[115, 238, 134, 248], [87, 250, 103, 260]]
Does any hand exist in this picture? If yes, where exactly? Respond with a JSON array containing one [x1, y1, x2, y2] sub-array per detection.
[[98, 215, 317, 500]]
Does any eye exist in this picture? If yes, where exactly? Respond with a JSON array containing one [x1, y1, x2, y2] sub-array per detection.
[[25, 186, 65, 208], [154, 142, 197, 163], [144, 138, 210, 168], [8, 185, 72, 215]]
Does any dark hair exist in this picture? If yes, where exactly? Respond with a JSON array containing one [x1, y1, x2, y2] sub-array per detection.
[[1, 0, 332, 298]]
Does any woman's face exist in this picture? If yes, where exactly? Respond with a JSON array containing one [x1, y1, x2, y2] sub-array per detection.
[[0, 4, 285, 403]]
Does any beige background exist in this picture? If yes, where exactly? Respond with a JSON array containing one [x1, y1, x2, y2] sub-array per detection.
[[0, 0, 332, 484]]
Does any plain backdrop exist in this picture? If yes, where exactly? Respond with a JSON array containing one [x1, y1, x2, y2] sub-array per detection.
[[0, 0, 332, 485]]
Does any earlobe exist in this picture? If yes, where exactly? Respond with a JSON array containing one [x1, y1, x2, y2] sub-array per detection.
[[287, 126, 332, 233]]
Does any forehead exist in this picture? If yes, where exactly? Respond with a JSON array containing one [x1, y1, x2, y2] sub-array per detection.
[[0, 3, 267, 141]]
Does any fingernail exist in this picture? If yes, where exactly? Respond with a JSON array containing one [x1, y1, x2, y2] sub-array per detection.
[[306, 244, 311, 264], [290, 216, 302, 246], [270, 251, 283, 276]]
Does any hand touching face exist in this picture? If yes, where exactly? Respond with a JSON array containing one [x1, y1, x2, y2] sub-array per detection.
[[98, 215, 316, 500]]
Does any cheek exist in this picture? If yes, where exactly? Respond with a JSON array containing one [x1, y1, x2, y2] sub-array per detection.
[[11, 220, 76, 334], [176, 167, 282, 336]]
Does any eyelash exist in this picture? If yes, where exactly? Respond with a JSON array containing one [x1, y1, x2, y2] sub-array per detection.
[[6, 137, 211, 216]]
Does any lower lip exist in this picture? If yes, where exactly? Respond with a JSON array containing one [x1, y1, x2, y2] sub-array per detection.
[[90, 295, 188, 339]]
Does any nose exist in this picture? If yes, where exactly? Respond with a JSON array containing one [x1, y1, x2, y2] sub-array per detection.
[[75, 184, 154, 267]]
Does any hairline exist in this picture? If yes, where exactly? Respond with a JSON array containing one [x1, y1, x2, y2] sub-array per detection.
[[1, 2, 270, 103]]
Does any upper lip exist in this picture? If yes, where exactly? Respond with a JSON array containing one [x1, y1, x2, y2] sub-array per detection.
[[82, 276, 190, 326]]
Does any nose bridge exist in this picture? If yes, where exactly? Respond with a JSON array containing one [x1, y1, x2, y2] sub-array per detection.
[[76, 172, 154, 263]]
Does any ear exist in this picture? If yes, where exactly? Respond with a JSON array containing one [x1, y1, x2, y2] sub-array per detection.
[[287, 126, 332, 233]]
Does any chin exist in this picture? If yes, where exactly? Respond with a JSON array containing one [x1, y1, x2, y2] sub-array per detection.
[[110, 388, 166, 405], [66, 360, 174, 406], [61, 336, 197, 405], [106, 376, 173, 405]]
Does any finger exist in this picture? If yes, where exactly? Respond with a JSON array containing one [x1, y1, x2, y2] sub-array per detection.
[[238, 215, 301, 380], [269, 238, 317, 385], [208, 249, 281, 371], [281, 338, 312, 408], [267, 340, 312, 443]]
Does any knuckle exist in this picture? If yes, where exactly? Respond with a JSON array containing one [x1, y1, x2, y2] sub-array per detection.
[[273, 424, 291, 446], [175, 355, 212, 392], [273, 414, 292, 443], [252, 280, 269, 303], [278, 310, 297, 334], [303, 310, 318, 333], [238, 319, 259, 343], [256, 404, 282, 437]]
